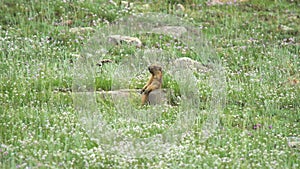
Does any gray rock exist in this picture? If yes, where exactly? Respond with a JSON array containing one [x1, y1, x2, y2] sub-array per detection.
[[69, 27, 95, 34], [287, 137, 300, 149], [278, 25, 294, 31], [108, 35, 142, 47], [96, 89, 169, 106], [121, 1, 132, 7], [207, 0, 248, 6], [152, 26, 187, 38], [109, 0, 117, 6], [176, 4, 185, 12], [148, 89, 168, 105], [174, 57, 211, 73], [97, 89, 139, 100], [142, 4, 150, 10]]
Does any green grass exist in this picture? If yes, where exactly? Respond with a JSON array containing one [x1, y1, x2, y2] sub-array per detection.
[[1, 0, 300, 168]]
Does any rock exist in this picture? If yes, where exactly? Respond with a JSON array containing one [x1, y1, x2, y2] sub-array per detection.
[[108, 35, 142, 48], [96, 59, 113, 67], [97, 89, 139, 100], [176, 4, 185, 12], [96, 89, 169, 105], [148, 89, 168, 105], [142, 4, 150, 10], [121, 1, 132, 7], [278, 25, 294, 31], [207, 0, 248, 6], [54, 88, 72, 93], [288, 78, 299, 86], [152, 26, 187, 38], [173, 57, 211, 73], [287, 137, 300, 149], [69, 27, 95, 34], [54, 19, 73, 26], [109, 0, 117, 6]]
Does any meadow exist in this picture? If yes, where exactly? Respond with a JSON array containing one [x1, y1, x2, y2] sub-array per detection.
[[0, 0, 299, 168]]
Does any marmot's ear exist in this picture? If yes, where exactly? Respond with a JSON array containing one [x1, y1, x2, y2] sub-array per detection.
[[159, 67, 162, 71]]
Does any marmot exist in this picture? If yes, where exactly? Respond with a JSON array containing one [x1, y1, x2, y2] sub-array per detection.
[[141, 64, 163, 105]]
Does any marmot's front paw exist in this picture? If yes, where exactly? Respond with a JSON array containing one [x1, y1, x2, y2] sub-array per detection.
[[143, 89, 151, 95]]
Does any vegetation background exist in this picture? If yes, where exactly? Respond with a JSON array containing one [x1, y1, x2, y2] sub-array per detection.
[[0, 0, 299, 168]]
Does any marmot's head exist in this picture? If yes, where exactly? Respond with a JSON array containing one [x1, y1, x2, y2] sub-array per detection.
[[148, 64, 162, 75]]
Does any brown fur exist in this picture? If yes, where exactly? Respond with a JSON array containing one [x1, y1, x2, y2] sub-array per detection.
[[141, 64, 163, 105]]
